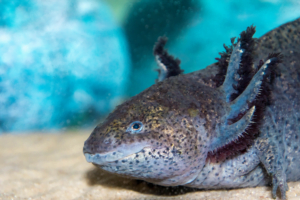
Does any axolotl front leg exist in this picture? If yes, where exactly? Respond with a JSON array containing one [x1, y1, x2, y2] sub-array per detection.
[[255, 131, 289, 199]]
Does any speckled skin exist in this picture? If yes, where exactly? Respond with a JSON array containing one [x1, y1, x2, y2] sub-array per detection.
[[83, 18, 300, 199]]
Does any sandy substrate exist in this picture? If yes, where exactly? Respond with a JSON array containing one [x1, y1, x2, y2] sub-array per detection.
[[0, 132, 299, 200]]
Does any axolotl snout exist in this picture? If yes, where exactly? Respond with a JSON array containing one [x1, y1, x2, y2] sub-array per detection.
[[84, 18, 300, 199]]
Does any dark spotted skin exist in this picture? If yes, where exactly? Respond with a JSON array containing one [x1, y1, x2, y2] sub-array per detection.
[[84, 18, 300, 199]]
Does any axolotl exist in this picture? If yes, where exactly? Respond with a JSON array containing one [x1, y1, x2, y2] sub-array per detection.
[[83, 18, 300, 199]]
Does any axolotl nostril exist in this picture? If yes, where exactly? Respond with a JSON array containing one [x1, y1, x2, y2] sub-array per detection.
[[83, 18, 300, 199]]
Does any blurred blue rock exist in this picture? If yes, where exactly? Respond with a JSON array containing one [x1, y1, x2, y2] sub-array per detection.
[[0, 0, 130, 132]]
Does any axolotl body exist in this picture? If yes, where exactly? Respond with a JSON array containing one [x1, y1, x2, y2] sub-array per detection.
[[83, 18, 300, 199]]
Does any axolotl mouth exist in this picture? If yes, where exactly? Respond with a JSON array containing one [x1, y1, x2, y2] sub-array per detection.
[[83, 143, 151, 166]]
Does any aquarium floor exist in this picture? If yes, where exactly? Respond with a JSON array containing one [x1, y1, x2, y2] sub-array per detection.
[[0, 132, 299, 200]]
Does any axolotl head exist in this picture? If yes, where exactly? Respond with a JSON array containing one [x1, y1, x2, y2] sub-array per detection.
[[83, 76, 223, 186]]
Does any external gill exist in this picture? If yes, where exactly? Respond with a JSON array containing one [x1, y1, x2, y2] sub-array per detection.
[[209, 28, 258, 154], [221, 41, 244, 102], [153, 37, 184, 82], [155, 55, 168, 82], [208, 26, 281, 161], [210, 106, 256, 151], [227, 57, 279, 121]]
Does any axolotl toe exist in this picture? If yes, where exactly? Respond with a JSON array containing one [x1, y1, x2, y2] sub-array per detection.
[[83, 18, 300, 199]]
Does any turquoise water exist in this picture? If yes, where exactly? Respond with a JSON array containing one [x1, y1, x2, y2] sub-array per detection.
[[0, 0, 299, 133]]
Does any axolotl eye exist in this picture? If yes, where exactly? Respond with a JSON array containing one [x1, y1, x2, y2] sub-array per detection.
[[126, 121, 143, 134]]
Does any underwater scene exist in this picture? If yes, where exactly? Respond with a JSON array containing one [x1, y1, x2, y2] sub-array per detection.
[[1, 0, 300, 199]]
